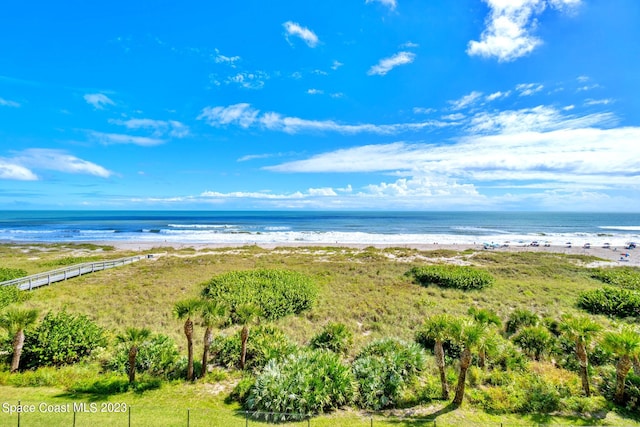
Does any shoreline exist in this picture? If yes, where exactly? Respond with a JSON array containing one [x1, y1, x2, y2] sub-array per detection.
[[92, 240, 639, 267]]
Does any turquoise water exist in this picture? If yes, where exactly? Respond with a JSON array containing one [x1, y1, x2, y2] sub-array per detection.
[[0, 211, 638, 246]]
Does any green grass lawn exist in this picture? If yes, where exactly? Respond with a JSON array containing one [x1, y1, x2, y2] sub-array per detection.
[[1, 244, 639, 426]]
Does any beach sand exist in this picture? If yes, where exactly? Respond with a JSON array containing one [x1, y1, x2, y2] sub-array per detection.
[[103, 241, 640, 267]]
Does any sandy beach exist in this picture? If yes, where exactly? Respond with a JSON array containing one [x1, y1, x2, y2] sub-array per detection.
[[102, 240, 640, 267]]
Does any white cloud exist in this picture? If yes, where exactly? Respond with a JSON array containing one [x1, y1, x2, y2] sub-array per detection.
[[0, 161, 37, 180], [331, 60, 343, 70], [486, 91, 510, 101], [198, 103, 451, 134], [400, 41, 419, 48], [265, 126, 640, 193], [84, 93, 115, 109], [367, 51, 415, 76], [366, 0, 397, 10], [449, 91, 483, 110], [214, 49, 241, 66], [90, 131, 166, 146], [413, 107, 436, 114], [307, 89, 324, 95], [585, 98, 614, 106], [226, 71, 269, 89], [442, 113, 466, 121], [516, 82, 544, 96], [110, 118, 190, 138], [10, 149, 112, 178], [283, 21, 319, 48], [0, 97, 20, 108], [467, 0, 581, 62], [468, 105, 615, 134]]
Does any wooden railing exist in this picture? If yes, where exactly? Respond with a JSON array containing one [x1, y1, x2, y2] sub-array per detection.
[[0, 255, 150, 291]]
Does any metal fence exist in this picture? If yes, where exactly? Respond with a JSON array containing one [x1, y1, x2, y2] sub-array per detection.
[[0, 403, 616, 427]]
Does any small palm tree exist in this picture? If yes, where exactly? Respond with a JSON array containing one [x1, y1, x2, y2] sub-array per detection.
[[512, 325, 553, 361], [602, 326, 640, 405], [235, 303, 261, 370], [468, 308, 502, 368], [116, 327, 152, 383], [173, 298, 202, 381], [199, 300, 227, 377], [452, 320, 485, 406], [0, 308, 38, 373], [559, 314, 602, 397], [420, 314, 460, 400]]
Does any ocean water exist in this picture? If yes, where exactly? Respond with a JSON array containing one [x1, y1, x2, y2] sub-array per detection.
[[0, 211, 638, 247]]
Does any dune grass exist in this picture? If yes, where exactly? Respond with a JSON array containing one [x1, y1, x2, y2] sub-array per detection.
[[1, 243, 637, 425]]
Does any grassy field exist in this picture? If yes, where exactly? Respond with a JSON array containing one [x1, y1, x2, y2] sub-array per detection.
[[1, 243, 638, 426]]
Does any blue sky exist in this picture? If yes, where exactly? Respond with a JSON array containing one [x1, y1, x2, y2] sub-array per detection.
[[1, 0, 639, 211]]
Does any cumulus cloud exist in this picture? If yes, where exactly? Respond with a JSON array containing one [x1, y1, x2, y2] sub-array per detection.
[[197, 103, 450, 134], [226, 71, 269, 89], [283, 21, 319, 47], [0, 97, 21, 108], [367, 52, 415, 76], [84, 93, 115, 109], [467, 0, 581, 62], [1, 149, 112, 180]]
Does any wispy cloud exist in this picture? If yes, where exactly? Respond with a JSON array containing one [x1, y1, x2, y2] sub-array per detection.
[[307, 89, 324, 95], [367, 51, 415, 76], [585, 98, 614, 106], [226, 71, 269, 89], [214, 48, 241, 66], [0, 97, 21, 108], [84, 93, 115, 109], [516, 83, 544, 96], [198, 103, 451, 135], [110, 118, 190, 138], [1, 149, 113, 180], [331, 60, 343, 70], [449, 91, 483, 110], [365, 0, 397, 11], [467, 0, 581, 62], [283, 21, 319, 48], [89, 131, 166, 146], [486, 91, 510, 101]]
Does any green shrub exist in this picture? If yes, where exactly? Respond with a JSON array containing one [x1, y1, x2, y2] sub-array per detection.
[[578, 287, 640, 318], [309, 322, 353, 355], [229, 375, 256, 405], [0, 267, 27, 282], [591, 267, 640, 289], [246, 350, 354, 420], [22, 311, 106, 368], [409, 265, 494, 290], [201, 269, 317, 322], [0, 285, 30, 309], [352, 338, 426, 410], [104, 334, 181, 379], [210, 325, 298, 371]]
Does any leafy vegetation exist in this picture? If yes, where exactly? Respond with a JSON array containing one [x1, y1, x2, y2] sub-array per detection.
[[22, 311, 106, 368], [591, 267, 640, 289], [578, 287, 640, 318], [246, 350, 354, 420], [0, 267, 27, 282], [201, 269, 317, 321], [309, 322, 353, 355], [0, 285, 30, 309], [409, 265, 494, 290]]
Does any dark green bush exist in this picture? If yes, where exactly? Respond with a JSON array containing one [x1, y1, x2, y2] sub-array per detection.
[[352, 338, 426, 410], [201, 269, 317, 322], [578, 287, 640, 318], [246, 350, 354, 420], [210, 325, 298, 371], [22, 311, 106, 368], [309, 323, 353, 355], [104, 334, 181, 379], [591, 267, 640, 290], [512, 326, 554, 361], [0, 267, 27, 282], [409, 265, 494, 290]]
